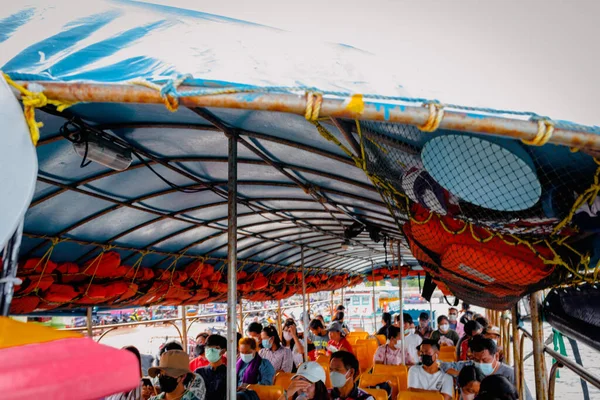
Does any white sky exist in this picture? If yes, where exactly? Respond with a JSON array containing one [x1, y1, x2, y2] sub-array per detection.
[[140, 0, 600, 126]]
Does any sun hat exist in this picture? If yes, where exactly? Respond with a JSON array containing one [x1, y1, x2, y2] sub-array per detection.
[[485, 325, 501, 337], [294, 362, 326, 383], [148, 350, 192, 378]]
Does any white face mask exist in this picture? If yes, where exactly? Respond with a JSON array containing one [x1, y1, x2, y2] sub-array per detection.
[[462, 393, 475, 400], [406, 328, 416, 335], [283, 331, 294, 341], [439, 324, 450, 333], [491, 338, 498, 345], [240, 353, 255, 364], [330, 371, 350, 388]]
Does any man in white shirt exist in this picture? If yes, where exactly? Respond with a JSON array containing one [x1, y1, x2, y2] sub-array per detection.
[[403, 313, 422, 365], [408, 339, 454, 400]]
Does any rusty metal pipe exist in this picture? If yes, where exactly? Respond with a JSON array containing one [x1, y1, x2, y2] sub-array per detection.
[[530, 292, 549, 400], [17, 81, 600, 151], [548, 361, 563, 400], [512, 305, 521, 395]]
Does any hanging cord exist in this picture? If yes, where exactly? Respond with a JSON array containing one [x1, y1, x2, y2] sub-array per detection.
[[2, 72, 76, 145]]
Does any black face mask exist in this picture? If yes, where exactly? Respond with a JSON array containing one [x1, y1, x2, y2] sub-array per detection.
[[195, 344, 205, 357], [421, 355, 435, 367], [159, 375, 180, 393]]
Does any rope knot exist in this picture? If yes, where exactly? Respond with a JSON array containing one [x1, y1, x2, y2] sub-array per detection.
[[305, 91, 323, 121], [418, 102, 445, 132], [522, 119, 555, 146]]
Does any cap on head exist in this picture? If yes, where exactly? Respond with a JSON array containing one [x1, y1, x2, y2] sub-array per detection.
[[484, 325, 501, 337], [328, 321, 344, 335], [148, 350, 192, 378], [295, 361, 326, 383]]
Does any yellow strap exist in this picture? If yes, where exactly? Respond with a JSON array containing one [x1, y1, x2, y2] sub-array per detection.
[[2, 72, 76, 145]]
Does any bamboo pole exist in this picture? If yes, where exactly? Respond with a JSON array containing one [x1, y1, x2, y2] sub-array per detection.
[[16, 81, 600, 152], [530, 292, 549, 400], [512, 305, 521, 396]]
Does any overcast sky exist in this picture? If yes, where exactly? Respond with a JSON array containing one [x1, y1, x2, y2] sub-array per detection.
[[139, 0, 599, 126]]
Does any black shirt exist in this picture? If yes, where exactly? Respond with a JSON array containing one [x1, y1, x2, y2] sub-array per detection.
[[196, 364, 227, 400]]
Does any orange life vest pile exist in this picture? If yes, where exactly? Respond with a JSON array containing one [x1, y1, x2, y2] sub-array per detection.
[[403, 204, 557, 309], [9, 252, 362, 314]]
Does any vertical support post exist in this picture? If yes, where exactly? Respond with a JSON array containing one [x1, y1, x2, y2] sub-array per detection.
[[398, 243, 405, 364], [301, 247, 309, 360], [181, 305, 188, 353], [341, 287, 344, 313], [307, 292, 311, 316], [512, 304, 521, 397], [86, 307, 93, 338], [239, 296, 244, 334], [0, 222, 23, 316], [277, 299, 283, 338], [372, 262, 376, 334], [430, 301, 435, 330], [330, 290, 334, 317], [530, 291, 549, 400], [226, 134, 238, 400]]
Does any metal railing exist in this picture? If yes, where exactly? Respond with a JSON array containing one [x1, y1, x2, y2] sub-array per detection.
[[518, 327, 600, 400]]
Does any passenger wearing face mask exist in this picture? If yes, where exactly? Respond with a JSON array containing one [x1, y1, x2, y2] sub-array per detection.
[[407, 340, 454, 400], [148, 350, 206, 400], [328, 351, 375, 400], [430, 315, 460, 346], [373, 325, 414, 365], [281, 318, 305, 370], [277, 362, 329, 400], [448, 307, 464, 337], [237, 337, 275, 387], [326, 321, 353, 355], [195, 335, 227, 400], [440, 337, 532, 400], [402, 314, 422, 365], [247, 322, 263, 347], [189, 333, 210, 371], [482, 325, 504, 363], [259, 326, 294, 372], [457, 365, 484, 400]]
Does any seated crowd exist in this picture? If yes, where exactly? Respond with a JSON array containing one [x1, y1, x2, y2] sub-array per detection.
[[105, 304, 522, 400]]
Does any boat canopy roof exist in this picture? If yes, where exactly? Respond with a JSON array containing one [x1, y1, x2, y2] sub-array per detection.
[[2, 0, 600, 311]]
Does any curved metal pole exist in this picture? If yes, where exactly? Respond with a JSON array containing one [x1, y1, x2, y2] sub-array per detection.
[[165, 321, 184, 344], [301, 246, 309, 361], [398, 243, 405, 364], [96, 327, 118, 343], [548, 361, 563, 400], [520, 330, 527, 400], [530, 292, 549, 400], [226, 133, 238, 400]]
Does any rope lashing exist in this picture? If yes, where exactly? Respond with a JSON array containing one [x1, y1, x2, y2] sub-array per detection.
[[2, 72, 76, 145], [522, 119, 555, 146], [418, 102, 445, 132], [305, 91, 323, 121], [129, 74, 191, 112]]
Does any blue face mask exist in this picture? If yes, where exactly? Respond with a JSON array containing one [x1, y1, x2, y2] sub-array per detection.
[[474, 361, 495, 376], [262, 339, 272, 349], [205, 347, 222, 363]]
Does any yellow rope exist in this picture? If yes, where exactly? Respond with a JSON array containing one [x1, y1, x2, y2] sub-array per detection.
[[128, 76, 189, 112], [418, 103, 444, 132], [521, 119, 555, 146], [2, 72, 76, 145]]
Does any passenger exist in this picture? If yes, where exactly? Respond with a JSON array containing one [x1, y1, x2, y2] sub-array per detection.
[[195, 335, 227, 400], [190, 333, 210, 370], [106, 346, 143, 400], [247, 322, 263, 346], [276, 362, 329, 400], [402, 313, 422, 365], [416, 312, 433, 339], [148, 350, 206, 400], [474, 316, 489, 330], [308, 319, 330, 356], [329, 350, 375, 400], [482, 325, 504, 363], [456, 321, 483, 361], [430, 315, 460, 346], [237, 337, 275, 386], [448, 307, 464, 337], [315, 315, 325, 325], [376, 312, 392, 337], [281, 318, 305, 369], [336, 305, 345, 312], [155, 342, 184, 368], [476, 375, 519, 400], [457, 365, 485, 400], [327, 321, 353, 354], [440, 337, 532, 400], [332, 311, 350, 334], [259, 325, 294, 372], [407, 339, 454, 400], [373, 325, 414, 365]]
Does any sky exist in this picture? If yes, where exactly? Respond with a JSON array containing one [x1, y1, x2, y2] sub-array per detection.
[[138, 0, 600, 126]]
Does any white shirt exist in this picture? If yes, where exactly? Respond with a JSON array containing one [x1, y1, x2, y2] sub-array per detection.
[[408, 365, 454, 398], [404, 333, 423, 365]]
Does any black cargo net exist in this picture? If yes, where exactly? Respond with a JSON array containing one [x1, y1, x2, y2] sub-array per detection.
[[327, 119, 600, 309]]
